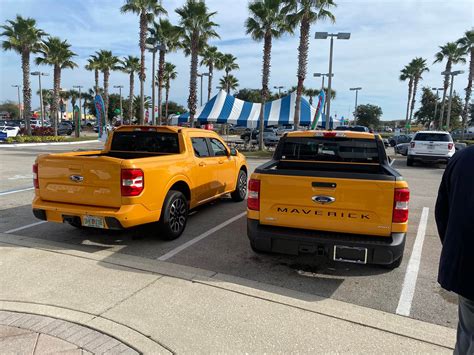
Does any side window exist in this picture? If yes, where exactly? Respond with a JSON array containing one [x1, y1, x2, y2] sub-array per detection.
[[191, 137, 210, 158], [209, 138, 227, 157]]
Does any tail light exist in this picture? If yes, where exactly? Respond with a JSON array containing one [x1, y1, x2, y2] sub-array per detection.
[[121, 169, 144, 196], [393, 188, 409, 223], [33, 163, 39, 189], [448, 143, 454, 150], [410, 142, 415, 148], [247, 179, 261, 211]]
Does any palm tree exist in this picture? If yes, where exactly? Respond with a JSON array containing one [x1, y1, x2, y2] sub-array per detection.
[[1, 15, 47, 135], [400, 64, 415, 126], [220, 53, 239, 84], [284, 0, 336, 129], [148, 18, 181, 125], [219, 74, 239, 94], [305, 88, 319, 105], [162, 62, 178, 123], [120, 56, 140, 124], [457, 30, 474, 133], [121, 0, 167, 125], [132, 95, 151, 121], [408, 58, 429, 122], [95, 50, 120, 124], [176, 0, 219, 127], [245, 0, 290, 149], [434, 42, 467, 128], [200, 46, 222, 101], [85, 55, 101, 94], [36, 36, 77, 135]]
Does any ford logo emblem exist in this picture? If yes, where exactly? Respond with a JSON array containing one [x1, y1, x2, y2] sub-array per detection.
[[69, 175, 84, 183], [312, 195, 335, 204]]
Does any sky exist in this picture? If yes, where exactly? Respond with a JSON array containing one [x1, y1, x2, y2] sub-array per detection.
[[0, 0, 473, 121]]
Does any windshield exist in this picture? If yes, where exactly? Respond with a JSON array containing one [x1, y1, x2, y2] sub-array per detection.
[[279, 137, 380, 163]]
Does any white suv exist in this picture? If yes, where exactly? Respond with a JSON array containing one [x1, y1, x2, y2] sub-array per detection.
[[407, 131, 454, 166]]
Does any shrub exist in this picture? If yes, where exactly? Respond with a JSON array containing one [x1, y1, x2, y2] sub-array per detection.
[[2, 136, 66, 144]]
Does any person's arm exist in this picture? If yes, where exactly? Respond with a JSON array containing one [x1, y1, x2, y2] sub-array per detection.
[[435, 172, 449, 244]]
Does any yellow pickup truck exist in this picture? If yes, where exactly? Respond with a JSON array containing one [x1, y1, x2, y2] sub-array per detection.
[[247, 131, 409, 269], [32, 126, 248, 240]]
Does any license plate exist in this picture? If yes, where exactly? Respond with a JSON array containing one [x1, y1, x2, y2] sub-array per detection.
[[427, 144, 434, 150], [333, 245, 368, 264], [83, 215, 105, 229]]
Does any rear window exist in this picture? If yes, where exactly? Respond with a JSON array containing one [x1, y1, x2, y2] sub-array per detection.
[[111, 131, 180, 153], [279, 137, 380, 163], [414, 133, 452, 142]]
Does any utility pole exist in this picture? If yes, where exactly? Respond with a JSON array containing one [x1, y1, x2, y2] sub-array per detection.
[[73, 85, 83, 137], [31, 72, 49, 126], [113, 85, 124, 126], [11, 85, 22, 119], [431, 87, 444, 127], [273, 86, 284, 98], [442, 70, 464, 131], [349, 87, 362, 125]]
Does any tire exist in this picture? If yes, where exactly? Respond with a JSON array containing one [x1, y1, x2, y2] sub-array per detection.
[[231, 169, 247, 202], [384, 255, 403, 270], [407, 157, 414, 166], [159, 190, 188, 240], [389, 140, 396, 147]]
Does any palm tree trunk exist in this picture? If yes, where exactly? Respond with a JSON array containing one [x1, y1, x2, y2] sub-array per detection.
[[405, 79, 413, 126], [309, 96, 313, 106], [188, 29, 199, 127], [104, 70, 110, 124], [94, 69, 99, 94], [129, 72, 134, 124], [462, 49, 473, 136], [208, 62, 213, 101], [21, 50, 32, 135], [439, 61, 452, 129], [294, 16, 310, 130], [157, 49, 166, 125], [165, 82, 170, 124], [151, 50, 156, 125], [409, 77, 420, 121], [258, 32, 272, 150], [52, 65, 61, 136], [139, 12, 147, 125]]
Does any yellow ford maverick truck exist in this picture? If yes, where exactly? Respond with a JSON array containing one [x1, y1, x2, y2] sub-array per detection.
[[247, 131, 409, 269], [32, 126, 248, 240]]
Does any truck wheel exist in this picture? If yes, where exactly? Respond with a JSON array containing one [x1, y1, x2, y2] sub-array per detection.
[[407, 157, 414, 166], [159, 190, 188, 240], [231, 169, 247, 202]]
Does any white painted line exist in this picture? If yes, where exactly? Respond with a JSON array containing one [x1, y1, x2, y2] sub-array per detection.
[[396, 207, 429, 316], [4, 221, 47, 234], [0, 187, 34, 196], [158, 211, 247, 261]]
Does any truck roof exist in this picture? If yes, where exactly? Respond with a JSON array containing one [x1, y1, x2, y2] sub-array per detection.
[[286, 130, 377, 139]]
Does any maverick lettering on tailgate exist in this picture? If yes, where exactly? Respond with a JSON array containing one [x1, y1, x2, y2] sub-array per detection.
[[276, 207, 370, 220]]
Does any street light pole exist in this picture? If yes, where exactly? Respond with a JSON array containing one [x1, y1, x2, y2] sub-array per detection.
[[73, 85, 83, 137], [349, 87, 362, 125], [113, 85, 124, 125], [31, 72, 49, 126], [273, 86, 284, 97], [442, 70, 464, 131], [315, 32, 351, 130], [197, 73, 210, 106], [11, 85, 22, 119], [431, 87, 444, 126]]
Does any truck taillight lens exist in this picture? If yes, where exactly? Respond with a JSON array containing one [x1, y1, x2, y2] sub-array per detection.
[[393, 188, 409, 223], [33, 163, 39, 189], [410, 142, 415, 148], [448, 143, 454, 150], [247, 179, 260, 211], [121, 169, 144, 196]]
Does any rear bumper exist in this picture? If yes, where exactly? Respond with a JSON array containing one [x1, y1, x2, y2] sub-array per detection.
[[247, 218, 405, 265], [32, 197, 161, 229], [408, 154, 451, 163]]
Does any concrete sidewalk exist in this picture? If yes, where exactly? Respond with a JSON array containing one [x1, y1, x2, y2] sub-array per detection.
[[0, 232, 455, 354]]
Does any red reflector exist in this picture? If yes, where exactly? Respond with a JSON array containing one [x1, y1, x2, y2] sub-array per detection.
[[323, 132, 337, 137], [448, 143, 453, 150], [121, 169, 144, 196], [247, 179, 260, 211], [33, 163, 39, 189], [393, 188, 409, 223]]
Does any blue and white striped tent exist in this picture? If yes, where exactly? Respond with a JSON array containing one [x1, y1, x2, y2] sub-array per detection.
[[176, 90, 318, 127]]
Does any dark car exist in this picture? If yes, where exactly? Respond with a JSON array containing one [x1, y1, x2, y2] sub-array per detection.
[[240, 129, 258, 142], [57, 121, 73, 135], [335, 125, 369, 132], [263, 129, 280, 146], [389, 134, 413, 147]]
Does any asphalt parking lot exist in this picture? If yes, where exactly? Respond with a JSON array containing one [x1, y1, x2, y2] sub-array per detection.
[[0, 142, 457, 330]]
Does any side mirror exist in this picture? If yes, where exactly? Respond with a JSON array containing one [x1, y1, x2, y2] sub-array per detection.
[[230, 147, 238, 156]]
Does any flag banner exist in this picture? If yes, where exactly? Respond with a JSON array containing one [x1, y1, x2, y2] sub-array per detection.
[[94, 95, 105, 138], [311, 90, 326, 129]]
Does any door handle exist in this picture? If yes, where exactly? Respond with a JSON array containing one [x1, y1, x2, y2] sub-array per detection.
[[199, 162, 206, 167]]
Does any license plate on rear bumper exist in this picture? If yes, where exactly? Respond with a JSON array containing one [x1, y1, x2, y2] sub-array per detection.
[[83, 215, 105, 229], [333, 245, 368, 264]]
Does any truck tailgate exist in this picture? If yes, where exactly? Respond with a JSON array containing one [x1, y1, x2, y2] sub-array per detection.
[[259, 174, 395, 237], [37, 154, 122, 208]]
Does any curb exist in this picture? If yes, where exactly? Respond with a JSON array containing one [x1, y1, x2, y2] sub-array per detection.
[[0, 140, 101, 148]]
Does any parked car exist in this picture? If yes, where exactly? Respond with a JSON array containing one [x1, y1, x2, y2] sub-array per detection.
[[93, 123, 113, 133], [57, 121, 73, 135], [407, 131, 454, 166], [6, 119, 24, 128], [450, 127, 474, 140], [395, 143, 409, 156], [334, 125, 369, 132], [382, 138, 390, 148], [240, 129, 258, 142], [276, 124, 295, 135], [0, 125, 20, 138], [389, 134, 413, 147], [263, 129, 280, 146]]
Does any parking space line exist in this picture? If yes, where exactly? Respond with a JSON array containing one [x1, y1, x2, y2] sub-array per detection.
[[4, 221, 47, 234], [396, 207, 429, 316], [0, 187, 34, 196], [157, 212, 247, 261]]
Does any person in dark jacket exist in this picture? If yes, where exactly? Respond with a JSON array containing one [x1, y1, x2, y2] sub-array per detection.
[[435, 146, 474, 354]]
